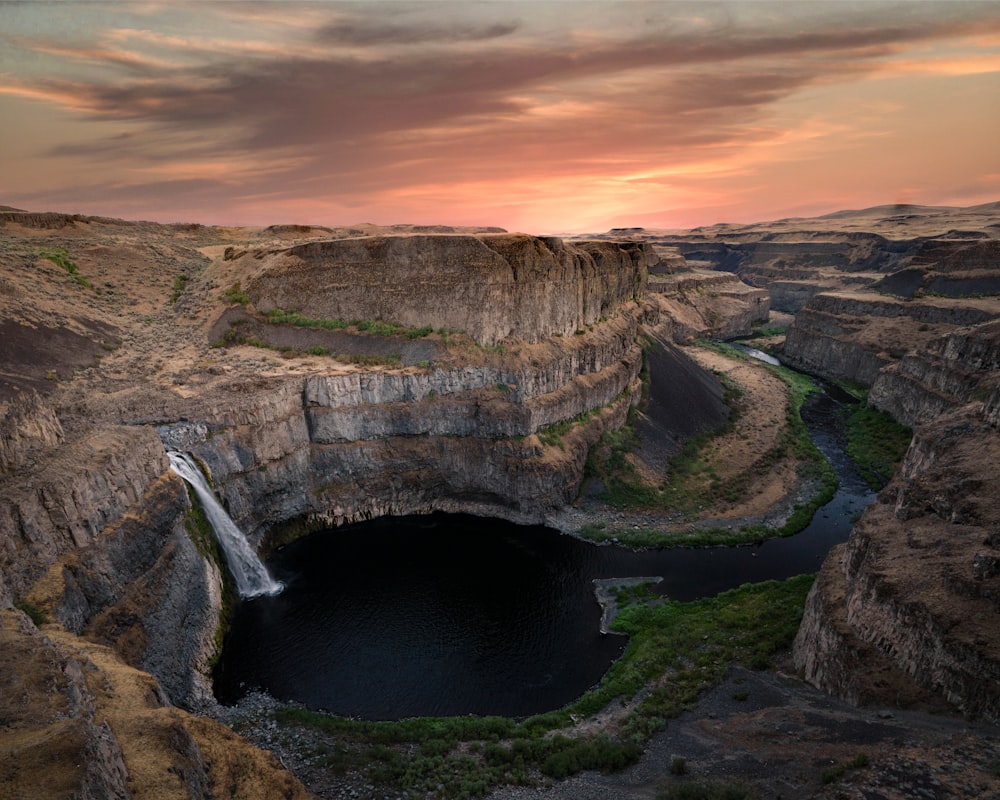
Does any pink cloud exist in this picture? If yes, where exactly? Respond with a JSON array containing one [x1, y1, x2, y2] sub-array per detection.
[[3, 2, 1000, 229]]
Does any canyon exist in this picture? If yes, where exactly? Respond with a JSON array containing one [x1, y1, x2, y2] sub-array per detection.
[[1, 202, 999, 799]]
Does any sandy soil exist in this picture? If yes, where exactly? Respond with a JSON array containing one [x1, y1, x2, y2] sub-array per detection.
[[552, 342, 808, 540]]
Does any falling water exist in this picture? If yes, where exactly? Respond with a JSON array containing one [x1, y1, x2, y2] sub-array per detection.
[[168, 451, 283, 598]]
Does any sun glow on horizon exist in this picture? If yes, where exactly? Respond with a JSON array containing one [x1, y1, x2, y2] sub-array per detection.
[[1, 2, 998, 232]]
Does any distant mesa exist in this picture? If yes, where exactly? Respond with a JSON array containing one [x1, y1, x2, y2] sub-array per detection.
[[263, 224, 335, 237]]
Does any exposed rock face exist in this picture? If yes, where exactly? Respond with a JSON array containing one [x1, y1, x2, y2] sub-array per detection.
[[0, 229, 674, 719], [646, 269, 770, 341], [794, 319, 1000, 721], [239, 235, 654, 345], [782, 290, 1000, 385], [870, 319, 1000, 427], [177, 310, 649, 540], [0, 608, 309, 800], [0, 426, 168, 599], [0, 390, 64, 473]]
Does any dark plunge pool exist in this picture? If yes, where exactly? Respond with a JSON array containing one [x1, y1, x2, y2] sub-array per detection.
[[214, 387, 875, 719]]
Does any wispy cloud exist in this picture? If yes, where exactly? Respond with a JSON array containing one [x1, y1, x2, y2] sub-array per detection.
[[3, 1, 1000, 229]]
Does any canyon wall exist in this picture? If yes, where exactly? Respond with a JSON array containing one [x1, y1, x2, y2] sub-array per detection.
[[169, 309, 648, 541], [646, 269, 770, 341], [0, 233, 675, 715], [0, 226, 697, 799], [793, 317, 1000, 721], [239, 235, 653, 346], [781, 290, 1000, 385]]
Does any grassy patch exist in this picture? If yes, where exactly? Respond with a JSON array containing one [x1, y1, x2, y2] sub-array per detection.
[[211, 325, 401, 366], [266, 307, 435, 340], [845, 402, 912, 490], [269, 575, 812, 799], [222, 281, 251, 305], [749, 321, 786, 338], [821, 753, 870, 784], [657, 779, 760, 800], [170, 274, 189, 304], [39, 247, 91, 288], [581, 343, 839, 548], [586, 359, 745, 514], [14, 600, 51, 627], [537, 407, 600, 449]]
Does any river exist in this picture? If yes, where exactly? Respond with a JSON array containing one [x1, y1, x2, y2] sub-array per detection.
[[213, 353, 874, 719]]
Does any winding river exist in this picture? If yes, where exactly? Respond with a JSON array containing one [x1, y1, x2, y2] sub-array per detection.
[[214, 353, 874, 719]]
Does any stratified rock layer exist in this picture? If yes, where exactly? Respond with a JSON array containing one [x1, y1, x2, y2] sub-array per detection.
[[794, 321, 1000, 721], [240, 235, 653, 345], [782, 290, 1000, 385]]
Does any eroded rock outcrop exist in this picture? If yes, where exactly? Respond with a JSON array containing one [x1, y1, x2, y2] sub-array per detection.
[[646, 269, 770, 341], [794, 320, 1000, 721], [782, 290, 1000, 385], [237, 234, 654, 345], [174, 310, 649, 540], [869, 319, 1000, 426], [0, 608, 309, 800]]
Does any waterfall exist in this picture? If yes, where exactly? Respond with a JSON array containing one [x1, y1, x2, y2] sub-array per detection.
[[168, 451, 283, 598]]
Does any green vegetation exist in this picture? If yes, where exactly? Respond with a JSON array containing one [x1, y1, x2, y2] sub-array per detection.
[[749, 320, 787, 338], [211, 325, 401, 366], [537, 407, 600, 449], [580, 342, 838, 549], [268, 575, 813, 799], [845, 402, 912, 490], [14, 600, 51, 627], [657, 779, 759, 800], [38, 246, 91, 288], [182, 485, 238, 666], [266, 307, 436, 340], [170, 273, 189, 304], [820, 753, 870, 784], [588, 368, 746, 513], [222, 281, 251, 304]]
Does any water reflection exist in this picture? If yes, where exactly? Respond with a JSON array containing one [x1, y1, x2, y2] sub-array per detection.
[[214, 376, 873, 719]]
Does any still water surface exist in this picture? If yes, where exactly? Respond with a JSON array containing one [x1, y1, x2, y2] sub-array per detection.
[[214, 384, 874, 719]]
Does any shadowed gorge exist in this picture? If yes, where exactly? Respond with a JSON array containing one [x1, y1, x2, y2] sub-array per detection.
[[2, 202, 999, 799]]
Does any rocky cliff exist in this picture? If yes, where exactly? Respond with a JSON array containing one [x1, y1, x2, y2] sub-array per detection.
[[236, 234, 653, 346], [166, 310, 648, 541], [794, 393, 1000, 720], [0, 218, 685, 797], [781, 290, 1000, 385], [791, 294, 1000, 722], [4, 204, 999, 797], [645, 269, 770, 341]]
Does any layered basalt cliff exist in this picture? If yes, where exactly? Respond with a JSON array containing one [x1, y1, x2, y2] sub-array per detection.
[[0, 226, 669, 715], [781, 290, 1000, 385], [792, 308, 1000, 721], [235, 234, 652, 346], [1, 221, 681, 796], [645, 269, 770, 341], [869, 319, 1000, 426], [165, 309, 649, 541]]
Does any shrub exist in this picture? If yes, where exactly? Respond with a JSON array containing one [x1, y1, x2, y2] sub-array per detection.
[[223, 282, 251, 304], [39, 247, 91, 288], [657, 779, 759, 800], [14, 600, 50, 626], [170, 274, 189, 303]]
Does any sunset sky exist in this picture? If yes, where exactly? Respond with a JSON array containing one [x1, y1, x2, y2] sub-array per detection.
[[2, 1, 999, 232]]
